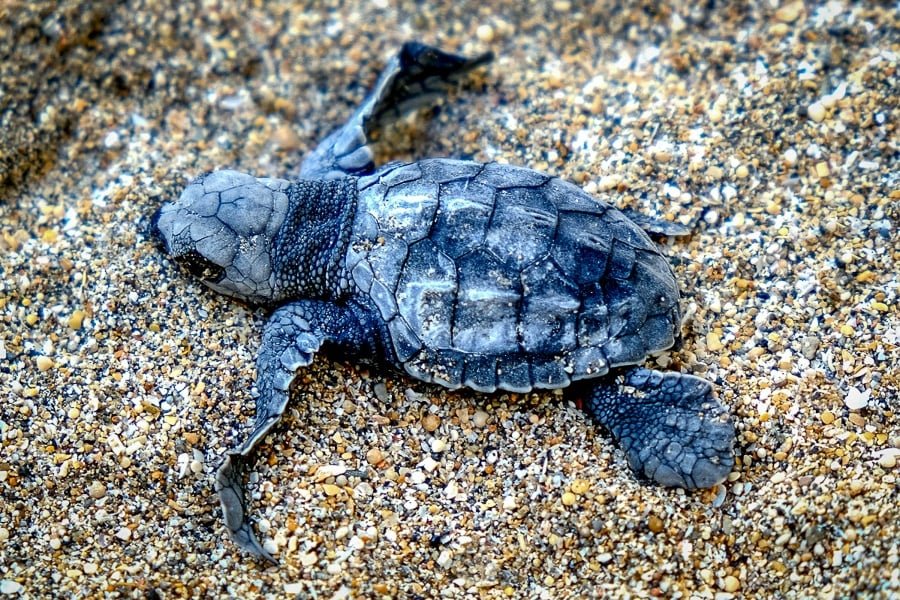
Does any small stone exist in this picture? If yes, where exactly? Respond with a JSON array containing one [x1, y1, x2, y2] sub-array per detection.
[[183, 432, 200, 445], [570, 479, 591, 495], [36, 356, 55, 371], [322, 484, 341, 496], [800, 336, 819, 360], [429, 438, 447, 453], [502, 496, 517, 510], [722, 575, 741, 592], [284, 582, 305, 594], [648, 515, 664, 533], [784, 148, 798, 165], [775, 1, 803, 23], [115, 526, 132, 541], [820, 411, 835, 425], [472, 410, 489, 428], [877, 450, 897, 469], [88, 481, 106, 499], [844, 387, 869, 410], [476, 24, 494, 43], [420, 456, 438, 472], [561, 492, 576, 506], [0, 528, 8, 542], [815, 162, 830, 178], [68, 310, 86, 329], [273, 125, 301, 151], [83, 563, 98, 575], [366, 448, 383, 465], [735, 165, 749, 178], [103, 130, 121, 149], [421, 414, 440, 432], [1, 581, 23, 595], [706, 331, 724, 351], [808, 102, 826, 123]]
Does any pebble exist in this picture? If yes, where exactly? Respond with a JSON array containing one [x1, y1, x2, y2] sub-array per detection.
[[365, 448, 383, 465], [808, 102, 827, 123], [0, 528, 8, 542], [83, 563, 98, 575], [421, 414, 440, 432], [114, 527, 131, 541], [35, 356, 55, 372], [561, 492, 576, 506], [877, 451, 897, 469], [722, 575, 741, 592], [775, 1, 803, 23], [844, 387, 869, 410], [68, 310, 86, 329], [88, 481, 106, 499], [475, 24, 494, 43], [429, 438, 447, 453], [472, 411, 489, 428], [784, 147, 798, 165], [0, 581, 23, 595]]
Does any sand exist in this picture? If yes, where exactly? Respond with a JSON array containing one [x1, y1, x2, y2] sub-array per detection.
[[1, 1, 897, 597]]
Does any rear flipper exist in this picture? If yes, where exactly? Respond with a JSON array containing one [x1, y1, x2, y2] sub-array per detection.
[[300, 41, 493, 179], [584, 368, 734, 489]]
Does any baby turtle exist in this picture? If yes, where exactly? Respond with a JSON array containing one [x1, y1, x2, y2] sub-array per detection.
[[153, 42, 734, 563]]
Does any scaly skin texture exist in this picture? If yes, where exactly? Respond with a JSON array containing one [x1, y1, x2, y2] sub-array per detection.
[[152, 42, 735, 563]]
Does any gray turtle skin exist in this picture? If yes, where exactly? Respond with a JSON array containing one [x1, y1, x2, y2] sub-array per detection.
[[153, 42, 735, 564]]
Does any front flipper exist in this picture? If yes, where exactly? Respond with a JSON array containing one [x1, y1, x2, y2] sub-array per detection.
[[300, 41, 493, 179], [215, 300, 373, 563], [583, 368, 734, 489]]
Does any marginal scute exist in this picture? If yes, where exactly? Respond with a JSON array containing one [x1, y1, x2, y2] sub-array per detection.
[[475, 162, 549, 189], [530, 358, 571, 389], [201, 170, 257, 193], [376, 179, 439, 242], [379, 162, 421, 187], [388, 317, 422, 363], [462, 354, 498, 392], [418, 158, 484, 183]]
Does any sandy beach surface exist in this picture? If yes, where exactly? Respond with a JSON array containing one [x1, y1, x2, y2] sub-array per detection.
[[1, 1, 897, 597]]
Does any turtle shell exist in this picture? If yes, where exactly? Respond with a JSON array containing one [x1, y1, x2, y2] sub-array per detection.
[[345, 159, 680, 393]]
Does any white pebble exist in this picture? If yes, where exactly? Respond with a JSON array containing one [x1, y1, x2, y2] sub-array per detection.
[[420, 456, 439, 473], [115, 526, 132, 541], [472, 411, 490, 428], [103, 131, 121, 149], [436, 549, 453, 568], [807, 101, 826, 122], [430, 438, 447, 453], [844, 387, 870, 410], [502, 496, 517, 510], [1, 581, 23, 595], [784, 147, 798, 165]]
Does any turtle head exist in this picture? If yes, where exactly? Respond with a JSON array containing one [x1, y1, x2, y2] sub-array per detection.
[[153, 170, 291, 306]]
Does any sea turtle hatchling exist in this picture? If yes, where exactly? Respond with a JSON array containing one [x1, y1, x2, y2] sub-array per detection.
[[153, 42, 735, 563]]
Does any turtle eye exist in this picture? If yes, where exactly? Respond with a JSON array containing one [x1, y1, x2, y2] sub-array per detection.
[[178, 250, 226, 283]]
